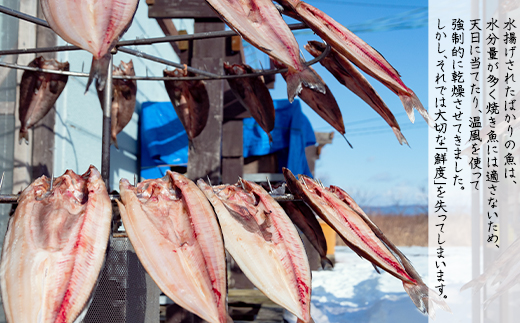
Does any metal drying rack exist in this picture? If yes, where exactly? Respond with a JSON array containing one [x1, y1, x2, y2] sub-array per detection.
[[0, 4, 320, 205]]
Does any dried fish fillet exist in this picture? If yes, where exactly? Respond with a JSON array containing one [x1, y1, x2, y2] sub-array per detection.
[[0, 165, 112, 323], [198, 179, 312, 323], [97, 60, 137, 148], [163, 68, 210, 141], [118, 172, 230, 323], [41, 0, 139, 91], [205, 0, 325, 101], [283, 168, 451, 318], [305, 41, 408, 145], [19, 56, 69, 144], [277, 0, 432, 125]]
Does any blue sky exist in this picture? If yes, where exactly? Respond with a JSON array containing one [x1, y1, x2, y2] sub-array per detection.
[[254, 0, 429, 206]]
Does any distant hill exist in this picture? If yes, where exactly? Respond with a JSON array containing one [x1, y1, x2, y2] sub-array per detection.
[[361, 204, 427, 216]]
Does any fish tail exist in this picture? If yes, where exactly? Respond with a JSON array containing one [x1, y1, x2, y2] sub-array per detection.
[[86, 53, 111, 93], [459, 275, 487, 294], [321, 256, 334, 270], [398, 90, 434, 127], [297, 318, 315, 323], [111, 136, 119, 150], [403, 282, 451, 319], [286, 66, 326, 103], [391, 127, 409, 146], [19, 129, 29, 145]]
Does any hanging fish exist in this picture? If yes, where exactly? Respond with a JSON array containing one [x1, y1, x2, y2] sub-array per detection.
[[117, 172, 231, 323], [273, 60, 350, 146], [276, 0, 432, 125], [40, 0, 139, 92], [97, 60, 137, 149], [0, 165, 112, 323], [204, 0, 325, 102], [305, 41, 408, 145], [223, 62, 275, 141], [19, 56, 69, 144], [281, 200, 333, 269], [283, 168, 451, 318], [163, 68, 210, 141], [198, 179, 313, 323]]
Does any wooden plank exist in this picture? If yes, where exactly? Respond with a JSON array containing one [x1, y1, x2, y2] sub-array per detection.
[[222, 120, 243, 157], [147, 0, 219, 19], [221, 157, 243, 184], [155, 18, 182, 58], [186, 21, 225, 183]]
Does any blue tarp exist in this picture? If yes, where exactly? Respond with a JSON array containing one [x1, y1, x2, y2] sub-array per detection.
[[140, 99, 315, 179]]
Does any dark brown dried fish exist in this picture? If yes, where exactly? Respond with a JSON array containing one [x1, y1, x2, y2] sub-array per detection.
[[97, 60, 137, 148], [163, 68, 210, 141], [19, 56, 69, 144], [305, 41, 408, 145], [274, 60, 349, 146], [281, 200, 333, 269], [224, 62, 275, 141]]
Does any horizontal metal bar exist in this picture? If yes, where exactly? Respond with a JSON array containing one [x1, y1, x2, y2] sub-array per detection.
[[0, 44, 330, 81], [0, 192, 297, 204], [0, 4, 49, 28]]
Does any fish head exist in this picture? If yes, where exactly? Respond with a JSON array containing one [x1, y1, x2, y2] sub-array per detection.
[[120, 60, 135, 76]]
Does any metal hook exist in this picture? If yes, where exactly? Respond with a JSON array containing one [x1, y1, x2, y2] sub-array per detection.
[[81, 61, 84, 73], [206, 175, 212, 187], [266, 176, 273, 193], [238, 177, 245, 190], [134, 174, 137, 187], [0, 172, 4, 191], [49, 173, 54, 191], [317, 178, 324, 188], [301, 178, 309, 190]]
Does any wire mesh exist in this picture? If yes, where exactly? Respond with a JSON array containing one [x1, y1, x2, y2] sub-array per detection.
[[82, 236, 159, 323]]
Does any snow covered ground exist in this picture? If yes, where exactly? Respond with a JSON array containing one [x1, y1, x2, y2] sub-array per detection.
[[305, 246, 430, 323]]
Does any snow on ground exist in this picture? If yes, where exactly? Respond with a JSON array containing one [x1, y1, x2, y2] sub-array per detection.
[[293, 246, 430, 323]]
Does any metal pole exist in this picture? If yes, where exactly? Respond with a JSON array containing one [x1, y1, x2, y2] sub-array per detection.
[[101, 56, 113, 191]]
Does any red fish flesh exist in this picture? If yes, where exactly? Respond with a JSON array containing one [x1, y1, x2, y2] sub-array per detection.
[[198, 179, 313, 323], [305, 41, 408, 145], [205, 0, 325, 101], [276, 0, 432, 125], [283, 168, 451, 318], [117, 172, 230, 323], [41, 0, 139, 91], [0, 165, 112, 323]]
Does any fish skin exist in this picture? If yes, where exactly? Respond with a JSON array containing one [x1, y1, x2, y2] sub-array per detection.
[[97, 60, 137, 149], [0, 165, 111, 323], [40, 0, 139, 91], [198, 179, 312, 322], [163, 68, 210, 141], [19, 56, 69, 144], [281, 201, 333, 269], [223, 62, 275, 141], [204, 0, 325, 101], [276, 0, 432, 125], [117, 172, 230, 323], [273, 60, 346, 136], [283, 168, 451, 318], [305, 41, 408, 146]]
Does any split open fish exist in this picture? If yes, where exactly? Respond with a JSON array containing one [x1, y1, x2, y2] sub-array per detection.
[[283, 168, 451, 318], [204, 0, 325, 102], [223, 62, 275, 141], [41, 0, 139, 91], [97, 60, 137, 148], [281, 200, 332, 269], [276, 0, 432, 125], [305, 41, 408, 145], [19, 56, 69, 144], [163, 68, 210, 141], [0, 165, 112, 323], [117, 172, 230, 323], [198, 179, 313, 323], [273, 60, 349, 146]]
